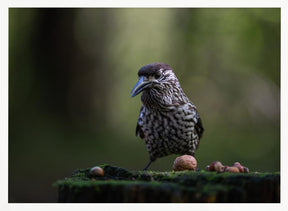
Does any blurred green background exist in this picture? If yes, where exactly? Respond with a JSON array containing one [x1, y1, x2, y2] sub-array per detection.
[[9, 8, 280, 202]]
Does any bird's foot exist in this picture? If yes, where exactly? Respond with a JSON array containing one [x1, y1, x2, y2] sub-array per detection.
[[142, 160, 153, 171]]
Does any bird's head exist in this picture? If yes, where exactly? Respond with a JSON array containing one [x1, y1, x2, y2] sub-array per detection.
[[130, 63, 178, 97]]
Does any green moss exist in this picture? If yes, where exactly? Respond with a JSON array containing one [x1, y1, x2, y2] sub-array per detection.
[[54, 164, 280, 203]]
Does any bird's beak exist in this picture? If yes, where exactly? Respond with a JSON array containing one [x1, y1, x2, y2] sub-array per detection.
[[130, 76, 152, 97]]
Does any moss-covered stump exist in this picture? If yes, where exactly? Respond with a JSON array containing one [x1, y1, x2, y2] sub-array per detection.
[[54, 165, 280, 203]]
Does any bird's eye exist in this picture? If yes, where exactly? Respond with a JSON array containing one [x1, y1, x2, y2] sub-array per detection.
[[154, 72, 161, 79]]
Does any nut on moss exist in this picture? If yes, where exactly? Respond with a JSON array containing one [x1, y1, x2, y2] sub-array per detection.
[[206, 161, 224, 172], [225, 166, 240, 173], [232, 162, 244, 173], [173, 155, 197, 171], [90, 166, 105, 177], [243, 167, 250, 173], [232, 162, 250, 173]]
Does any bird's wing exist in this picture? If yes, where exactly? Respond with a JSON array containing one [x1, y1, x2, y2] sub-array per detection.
[[195, 115, 204, 139], [186, 104, 204, 139], [136, 106, 145, 139], [136, 123, 144, 139]]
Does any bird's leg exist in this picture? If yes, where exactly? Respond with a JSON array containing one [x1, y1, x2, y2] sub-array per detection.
[[142, 160, 153, 171]]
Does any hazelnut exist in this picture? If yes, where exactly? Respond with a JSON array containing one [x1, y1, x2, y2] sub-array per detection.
[[232, 162, 244, 173], [233, 162, 242, 166], [207, 161, 224, 172], [173, 155, 197, 171], [243, 167, 250, 173], [232, 162, 250, 173], [225, 166, 240, 173], [90, 166, 105, 177]]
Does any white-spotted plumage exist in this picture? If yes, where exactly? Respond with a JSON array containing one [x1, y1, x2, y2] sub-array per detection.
[[131, 63, 204, 170]]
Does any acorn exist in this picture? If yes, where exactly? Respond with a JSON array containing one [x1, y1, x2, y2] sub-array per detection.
[[90, 166, 105, 177], [206, 161, 225, 172], [225, 166, 240, 173], [173, 155, 197, 171]]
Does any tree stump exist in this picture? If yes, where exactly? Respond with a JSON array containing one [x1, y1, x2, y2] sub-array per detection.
[[54, 164, 280, 203]]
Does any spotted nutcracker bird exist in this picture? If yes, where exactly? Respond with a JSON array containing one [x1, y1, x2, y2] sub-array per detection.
[[131, 63, 204, 170]]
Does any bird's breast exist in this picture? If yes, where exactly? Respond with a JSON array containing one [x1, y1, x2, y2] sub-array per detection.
[[139, 104, 197, 142]]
